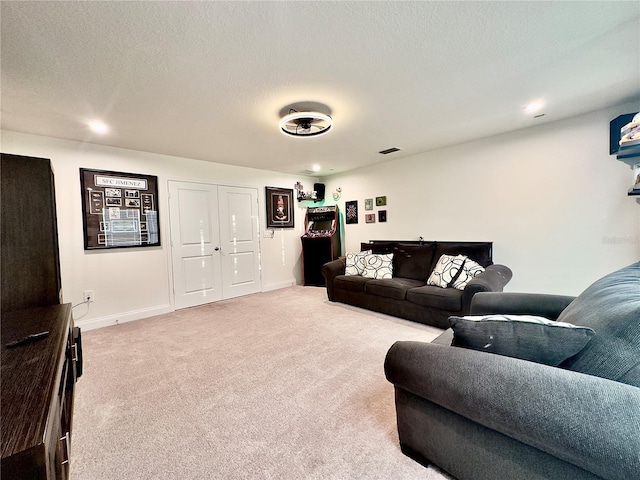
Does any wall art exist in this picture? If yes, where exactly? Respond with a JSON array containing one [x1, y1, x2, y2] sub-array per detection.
[[364, 198, 373, 210], [378, 210, 387, 222], [376, 196, 387, 206], [80, 168, 160, 250], [266, 186, 295, 228], [345, 200, 358, 224], [365, 213, 376, 223]]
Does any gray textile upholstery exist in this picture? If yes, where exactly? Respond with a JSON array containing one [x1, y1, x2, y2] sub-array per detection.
[[385, 262, 640, 480], [558, 262, 640, 386], [322, 241, 512, 329]]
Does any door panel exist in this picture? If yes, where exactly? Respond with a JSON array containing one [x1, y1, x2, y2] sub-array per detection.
[[169, 182, 222, 309], [218, 186, 261, 299]]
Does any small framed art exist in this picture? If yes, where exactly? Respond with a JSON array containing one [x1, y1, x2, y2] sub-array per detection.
[[266, 186, 295, 228], [376, 196, 387, 206], [378, 210, 387, 222], [364, 198, 373, 210], [365, 213, 376, 223]]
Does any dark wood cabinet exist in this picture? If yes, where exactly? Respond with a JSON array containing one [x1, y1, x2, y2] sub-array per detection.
[[1, 153, 81, 479], [1, 153, 62, 313], [1, 304, 81, 480]]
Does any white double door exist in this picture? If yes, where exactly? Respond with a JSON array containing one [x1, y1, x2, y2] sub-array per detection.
[[168, 181, 261, 310]]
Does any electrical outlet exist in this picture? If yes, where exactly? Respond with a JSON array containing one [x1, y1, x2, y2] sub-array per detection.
[[84, 290, 95, 302]]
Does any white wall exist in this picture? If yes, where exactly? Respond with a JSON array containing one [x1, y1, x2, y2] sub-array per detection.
[[321, 103, 640, 296], [1, 130, 316, 329]]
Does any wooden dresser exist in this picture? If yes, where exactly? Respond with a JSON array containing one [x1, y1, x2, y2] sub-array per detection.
[[1, 303, 81, 480]]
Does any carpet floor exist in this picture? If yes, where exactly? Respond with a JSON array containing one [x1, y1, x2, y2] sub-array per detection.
[[71, 286, 454, 480]]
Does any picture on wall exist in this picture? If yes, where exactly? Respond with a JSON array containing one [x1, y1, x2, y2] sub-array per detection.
[[365, 213, 376, 223], [378, 210, 387, 222], [345, 200, 358, 224], [266, 186, 294, 228], [376, 195, 387, 206], [80, 168, 160, 250], [364, 198, 373, 210]]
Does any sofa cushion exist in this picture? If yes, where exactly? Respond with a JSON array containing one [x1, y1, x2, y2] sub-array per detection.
[[345, 250, 371, 276], [433, 242, 493, 268], [365, 278, 424, 300], [558, 262, 640, 387], [392, 243, 436, 281], [427, 254, 467, 288], [406, 285, 463, 311], [361, 253, 393, 279], [334, 274, 370, 293], [448, 314, 595, 366]]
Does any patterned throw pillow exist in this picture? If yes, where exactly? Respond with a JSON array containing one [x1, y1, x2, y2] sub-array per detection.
[[427, 254, 467, 288], [451, 258, 485, 290], [345, 250, 372, 276], [361, 253, 394, 279]]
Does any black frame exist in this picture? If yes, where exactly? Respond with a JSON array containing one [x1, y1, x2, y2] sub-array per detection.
[[80, 168, 161, 250], [265, 186, 295, 228]]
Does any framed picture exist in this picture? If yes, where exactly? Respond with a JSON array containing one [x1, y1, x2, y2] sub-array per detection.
[[364, 198, 373, 210], [376, 195, 387, 206], [345, 200, 358, 224], [633, 162, 640, 192], [80, 168, 160, 250], [378, 210, 387, 222], [266, 186, 294, 228], [365, 213, 376, 223]]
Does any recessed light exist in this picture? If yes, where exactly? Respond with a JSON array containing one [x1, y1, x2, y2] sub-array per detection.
[[311, 164, 321, 172], [88, 121, 109, 134], [524, 101, 544, 115]]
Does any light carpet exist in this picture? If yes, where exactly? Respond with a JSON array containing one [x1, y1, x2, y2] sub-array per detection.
[[71, 286, 454, 480]]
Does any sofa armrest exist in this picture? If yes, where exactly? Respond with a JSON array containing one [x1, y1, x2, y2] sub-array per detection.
[[470, 292, 576, 320], [385, 341, 640, 480], [321, 258, 346, 301], [460, 264, 513, 314]]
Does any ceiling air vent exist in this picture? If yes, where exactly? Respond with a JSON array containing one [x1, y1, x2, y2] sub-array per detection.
[[379, 147, 401, 155]]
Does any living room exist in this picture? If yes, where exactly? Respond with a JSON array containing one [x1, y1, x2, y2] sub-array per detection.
[[2, 2, 639, 480]]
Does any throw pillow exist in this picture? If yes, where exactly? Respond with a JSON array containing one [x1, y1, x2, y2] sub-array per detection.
[[345, 250, 371, 276], [451, 259, 486, 290], [361, 253, 394, 279], [427, 254, 467, 288], [449, 314, 595, 366]]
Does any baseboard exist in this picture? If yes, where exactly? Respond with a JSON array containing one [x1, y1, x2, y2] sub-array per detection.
[[262, 279, 297, 292], [75, 304, 172, 331]]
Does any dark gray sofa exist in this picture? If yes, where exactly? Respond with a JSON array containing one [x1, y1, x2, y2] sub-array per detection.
[[321, 241, 512, 329], [385, 261, 640, 480]]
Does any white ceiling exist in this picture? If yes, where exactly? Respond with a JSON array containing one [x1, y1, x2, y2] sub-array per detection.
[[2, 1, 639, 176]]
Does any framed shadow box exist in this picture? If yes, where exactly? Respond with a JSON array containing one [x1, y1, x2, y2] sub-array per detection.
[[80, 168, 160, 250]]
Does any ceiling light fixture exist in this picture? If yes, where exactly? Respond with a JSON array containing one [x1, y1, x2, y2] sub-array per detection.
[[279, 110, 332, 138], [524, 101, 545, 115], [88, 121, 109, 134]]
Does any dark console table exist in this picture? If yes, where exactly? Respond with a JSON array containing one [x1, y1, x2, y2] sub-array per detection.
[[1, 303, 82, 480]]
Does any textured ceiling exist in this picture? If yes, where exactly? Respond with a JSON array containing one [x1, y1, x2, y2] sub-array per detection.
[[2, 1, 639, 176]]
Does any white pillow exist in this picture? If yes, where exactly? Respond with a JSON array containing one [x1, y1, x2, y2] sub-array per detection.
[[361, 253, 393, 279], [451, 258, 485, 290], [427, 254, 467, 288], [345, 250, 372, 276]]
